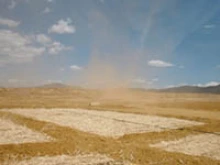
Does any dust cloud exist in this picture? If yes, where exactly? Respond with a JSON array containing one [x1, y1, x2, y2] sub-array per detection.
[[81, 0, 220, 100]]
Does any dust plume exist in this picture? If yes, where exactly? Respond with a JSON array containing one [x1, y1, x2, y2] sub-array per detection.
[[82, 0, 220, 95]]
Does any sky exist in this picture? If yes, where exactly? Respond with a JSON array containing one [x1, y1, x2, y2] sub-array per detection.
[[0, 0, 220, 88]]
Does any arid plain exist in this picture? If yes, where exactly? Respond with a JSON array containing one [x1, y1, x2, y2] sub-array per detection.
[[0, 87, 220, 165]]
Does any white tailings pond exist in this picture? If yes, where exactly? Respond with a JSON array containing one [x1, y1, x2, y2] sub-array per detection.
[[1, 108, 203, 137], [150, 134, 220, 161], [0, 118, 53, 144]]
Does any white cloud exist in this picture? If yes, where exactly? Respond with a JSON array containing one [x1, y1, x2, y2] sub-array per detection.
[[48, 18, 75, 34], [32, 34, 72, 55], [0, 30, 45, 65], [166, 85, 175, 88], [48, 41, 72, 55], [0, 17, 20, 28], [70, 65, 82, 71], [42, 7, 51, 14], [166, 82, 219, 88], [165, 83, 187, 88], [8, 0, 16, 9], [147, 78, 159, 85], [132, 78, 159, 85], [36, 34, 52, 45], [165, 83, 186, 88], [33, 34, 72, 55], [204, 24, 216, 29], [47, 0, 53, 2], [197, 81, 220, 87], [148, 60, 174, 67], [132, 78, 146, 84]]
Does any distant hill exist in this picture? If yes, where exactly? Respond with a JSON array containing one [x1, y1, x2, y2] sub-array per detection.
[[158, 85, 220, 94], [38, 83, 71, 88], [10, 83, 220, 94]]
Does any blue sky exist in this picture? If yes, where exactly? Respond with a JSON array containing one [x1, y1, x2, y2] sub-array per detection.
[[0, 0, 219, 88]]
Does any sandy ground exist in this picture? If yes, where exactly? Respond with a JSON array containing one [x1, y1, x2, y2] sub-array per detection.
[[78, 108, 203, 128], [0, 109, 219, 165], [141, 107, 220, 121], [0, 118, 53, 144], [150, 133, 220, 161], [2, 108, 203, 137], [0, 88, 220, 165], [3, 154, 127, 165]]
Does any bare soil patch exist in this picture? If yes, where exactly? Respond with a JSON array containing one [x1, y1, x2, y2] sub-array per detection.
[[150, 133, 220, 160], [2, 108, 203, 137], [1, 89, 220, 164], [0, 118, 53, 145]]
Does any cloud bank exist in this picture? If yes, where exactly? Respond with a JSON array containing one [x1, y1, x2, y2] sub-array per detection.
[[48, 19, 75, 34], [148, 60, 174, 67]]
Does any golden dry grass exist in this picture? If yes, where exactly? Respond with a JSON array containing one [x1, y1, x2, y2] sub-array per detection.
[[0, 87, 220, 164], [0, 87, 220, 111]]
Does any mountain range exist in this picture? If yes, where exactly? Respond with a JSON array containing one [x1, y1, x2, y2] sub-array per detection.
[[157, 85, 220, 94], [38, 83, 220, 94]]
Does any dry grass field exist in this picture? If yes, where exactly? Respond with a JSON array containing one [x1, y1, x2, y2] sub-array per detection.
[[0, 87, 220, 164]]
